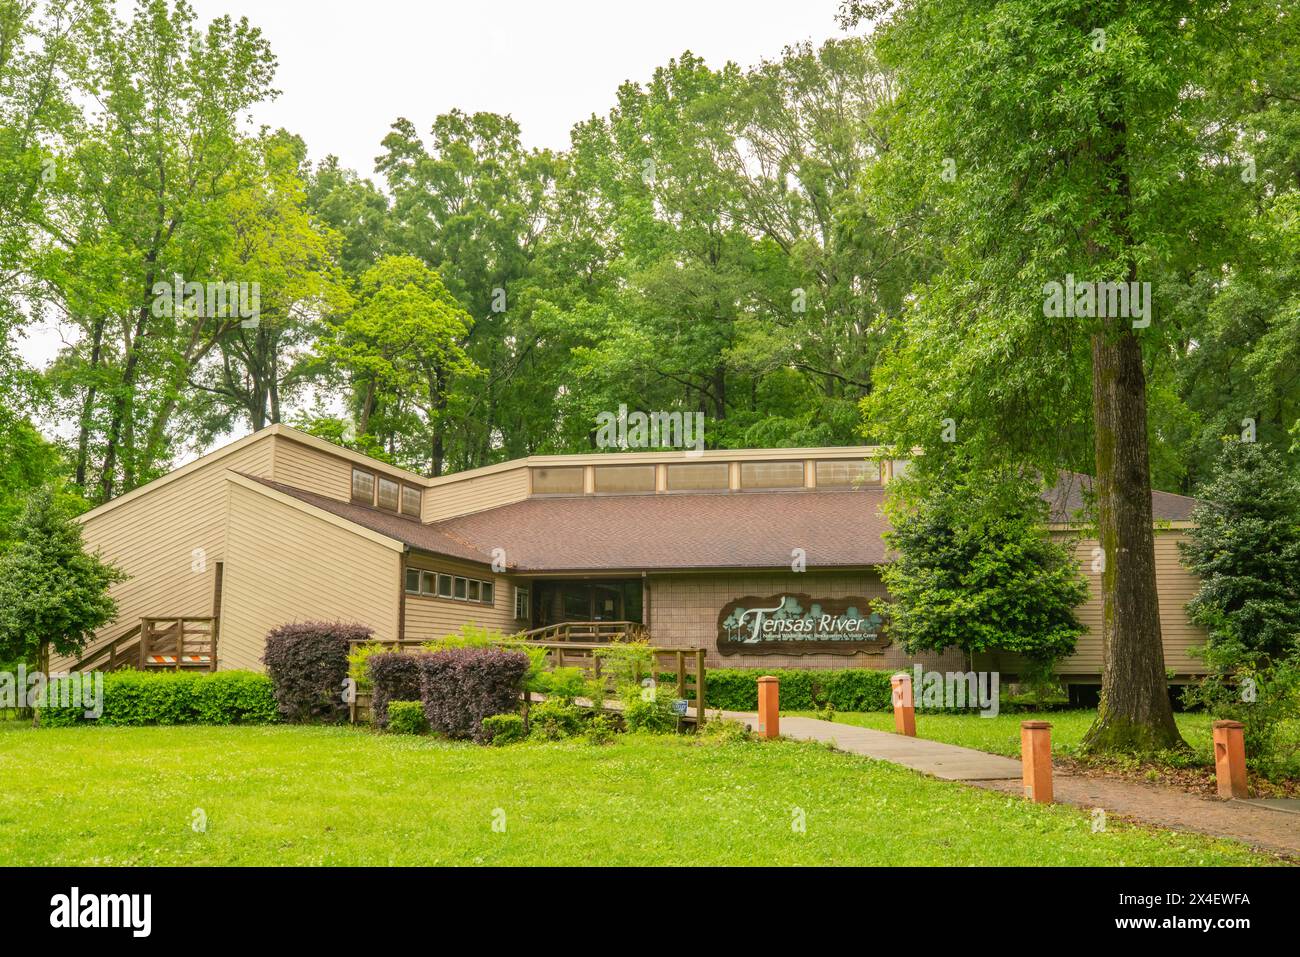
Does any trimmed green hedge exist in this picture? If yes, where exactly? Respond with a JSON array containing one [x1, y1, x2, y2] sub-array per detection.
[[660, 670, 894, 712], [670, 668, 895, 713], [39, 670, 279, 726], [680, 667, 1008, 714]]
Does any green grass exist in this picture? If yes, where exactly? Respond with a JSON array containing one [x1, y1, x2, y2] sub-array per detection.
[[0, 722, 1280, 865]]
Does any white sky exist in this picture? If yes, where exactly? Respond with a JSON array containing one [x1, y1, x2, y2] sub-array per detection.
[[18, 0, 850, 374], [201, 0, 850, 172]]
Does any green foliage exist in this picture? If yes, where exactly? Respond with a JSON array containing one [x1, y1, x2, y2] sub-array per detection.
[[697, 717, 751, 744], [618, 685, 678, 735], [1181, 440, 1300, 662], [385, 700, 429, 735], [526, 699, 586, 741], [584, 713, 618, 746], [346, 641, 389, 692], [0, 488, 127, 665], [533, 667, 588, 703], [880, 455, 1089, 669], [482, 713, 526, 745], [1182, 647, 1300, 773], [39, 670, 277, 726], [681, 668, 897, 713]]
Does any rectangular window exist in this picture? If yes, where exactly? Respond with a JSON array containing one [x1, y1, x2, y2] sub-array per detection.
[[531, 466, 585, 495], [815, 459, 881, 488], [593, 464, 656, 493], [514, 586, 530, 620], [740, 461, 805, 490], [665, 462, 729, 491], [421, 571, 437, 595], [405, 567, 421, 593], [401, 484, 422, 517], [467, 579, 481, 602], [351, 468, 375, 504], [481, 581, 494, 605], [454, 577, 467, 600], [437, 574, 452, 598], [377, 476, 400, 511]]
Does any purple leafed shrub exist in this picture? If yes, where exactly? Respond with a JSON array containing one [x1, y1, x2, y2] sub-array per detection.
[[262, 621, 373, 723], [368, 651, 425, 727], [417, 646, 530, 743]]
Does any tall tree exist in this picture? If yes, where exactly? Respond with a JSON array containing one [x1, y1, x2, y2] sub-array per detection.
[[36, 0, 276, 501], [848, 0, 1292, 749]]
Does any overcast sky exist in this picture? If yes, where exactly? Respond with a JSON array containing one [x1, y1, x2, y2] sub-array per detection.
[[192, 0, 851, 175], [18, 0, 850, 373]]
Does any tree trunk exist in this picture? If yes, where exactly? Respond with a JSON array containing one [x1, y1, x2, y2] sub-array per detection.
[[1081, 317, 1186, 752], [74, 315, 107, 489]]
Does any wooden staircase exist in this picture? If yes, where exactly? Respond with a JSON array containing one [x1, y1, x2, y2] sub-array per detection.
[[71, 617, 217, 672]]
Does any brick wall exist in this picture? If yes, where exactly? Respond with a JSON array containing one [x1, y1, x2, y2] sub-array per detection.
[[646, 569, 964, 672]]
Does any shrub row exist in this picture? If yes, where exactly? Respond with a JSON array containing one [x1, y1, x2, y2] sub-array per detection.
[[367, 651, 422, 727], [39, 670, 277, 726], [677, 668, 897, 713], [263, 621, 372, 723], [689, 668, 1011, 714], [367, 647, 530, 742], [419, 647, 530, 743]]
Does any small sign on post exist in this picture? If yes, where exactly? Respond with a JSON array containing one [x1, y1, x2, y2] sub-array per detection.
[[890, 672, 916, 737]]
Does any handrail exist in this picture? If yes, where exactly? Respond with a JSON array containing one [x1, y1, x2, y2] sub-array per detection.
[[71, 621, 143, 672]]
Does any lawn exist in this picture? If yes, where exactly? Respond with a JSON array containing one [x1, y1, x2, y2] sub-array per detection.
[[0, 721, 1280, 866], [786, 710, 1220, 758]]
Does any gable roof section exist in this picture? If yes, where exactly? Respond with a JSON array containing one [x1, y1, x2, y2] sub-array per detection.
[[227, 473, 406, 552], [238, 475, 494, 566]]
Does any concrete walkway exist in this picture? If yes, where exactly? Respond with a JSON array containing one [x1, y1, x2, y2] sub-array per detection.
[[724, 710, 1300, 859], [721, 711, 1023, 781]]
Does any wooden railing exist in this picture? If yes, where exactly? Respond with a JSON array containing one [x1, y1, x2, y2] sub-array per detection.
[[346, 628, 706, 726], [517, 620, 649, 644], [71, 621, 143, 672], [522, 640, 707, 726], [137, 617, 217, 671]]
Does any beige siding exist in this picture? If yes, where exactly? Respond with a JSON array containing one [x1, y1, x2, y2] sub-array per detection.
[[52, 436, 277, 671], [402, 553, 528, 640], [269, 436, 354, 501], [220, 481, 402, 670], [647, 570, 964, 672], [422, 466, 530, 522], [1052, 530, 1205, 676]]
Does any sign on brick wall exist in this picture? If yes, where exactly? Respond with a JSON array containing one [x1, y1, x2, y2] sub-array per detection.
[[716, 594, 889, 656]]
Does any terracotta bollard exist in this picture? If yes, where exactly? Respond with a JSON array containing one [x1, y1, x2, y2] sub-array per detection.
[[1213, 720, 1249, 799], [757, 675, 780, 739], [1020, 721, 1053, 804], [890, 672, 916, 737]]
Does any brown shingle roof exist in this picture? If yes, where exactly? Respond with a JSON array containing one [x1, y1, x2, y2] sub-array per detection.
[[245, 472, 1198, 573], [1045, 473, 1199, 524], [432, 489, 891, 572]]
